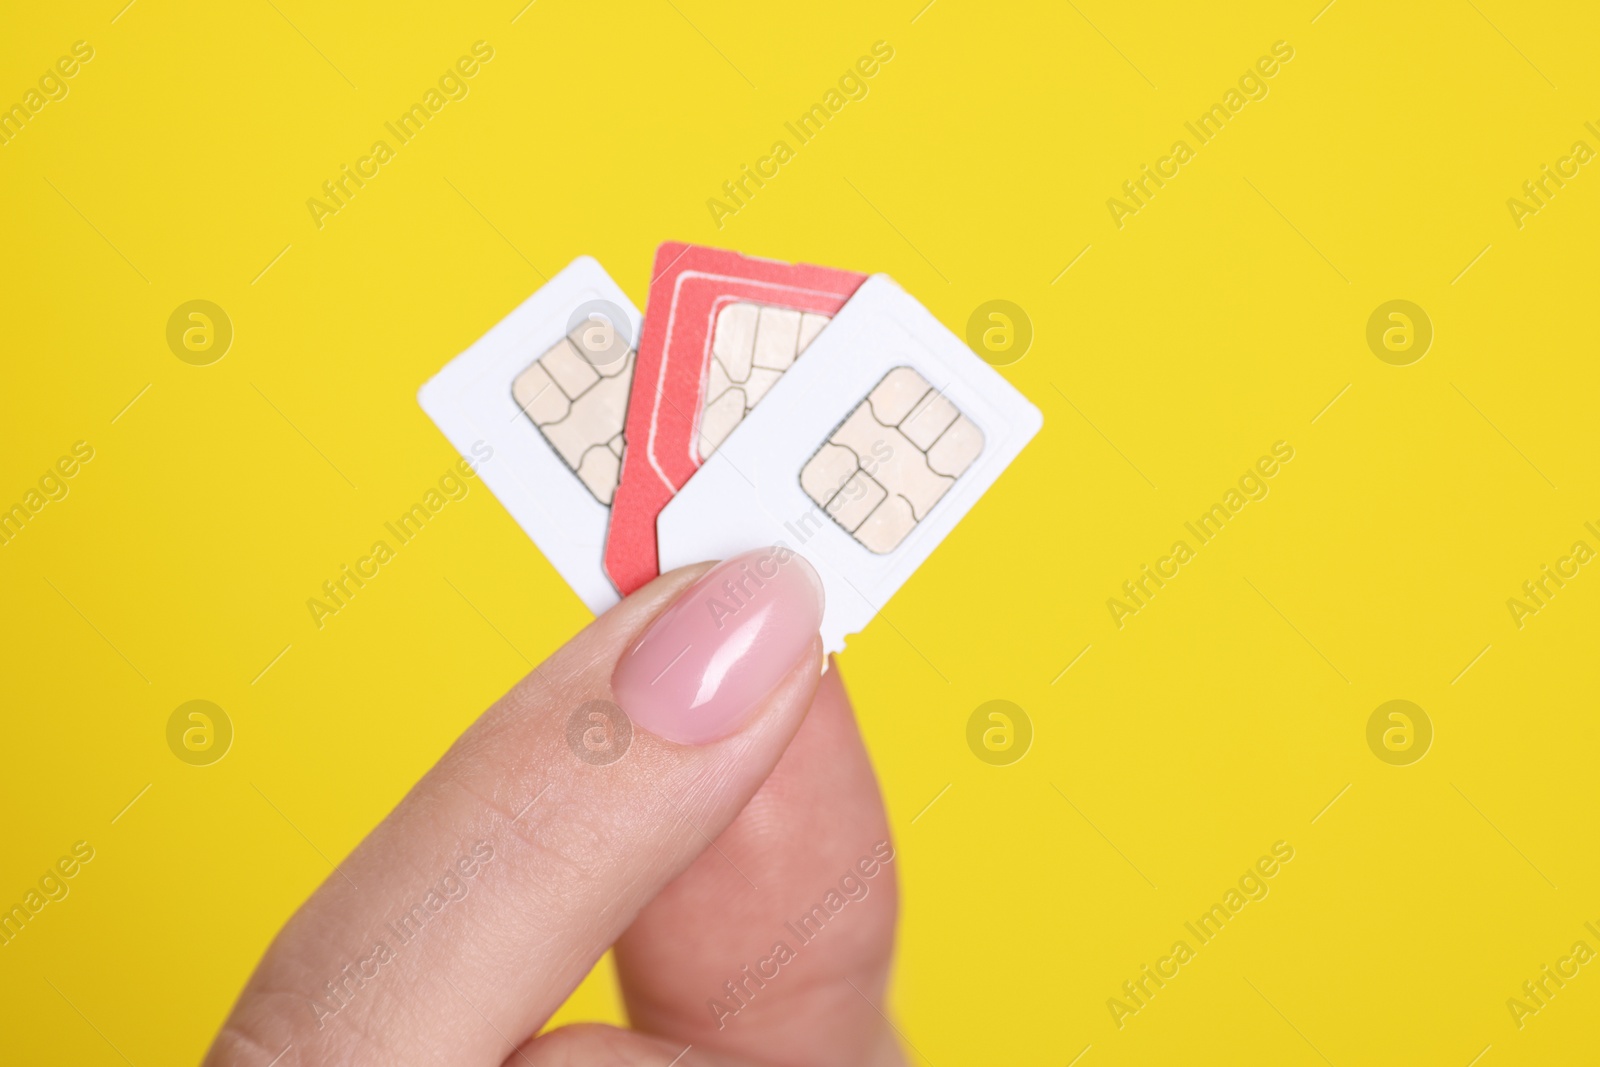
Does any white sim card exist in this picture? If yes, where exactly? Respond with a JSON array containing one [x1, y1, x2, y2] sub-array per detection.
[[418, 257, 642, 614], [656, 274, 1043, 654]]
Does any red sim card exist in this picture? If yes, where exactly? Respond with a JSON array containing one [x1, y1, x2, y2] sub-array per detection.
[[605, 242, 866, 594]]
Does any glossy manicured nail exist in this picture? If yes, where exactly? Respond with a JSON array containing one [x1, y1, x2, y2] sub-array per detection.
[[612, 547, 825, 745]]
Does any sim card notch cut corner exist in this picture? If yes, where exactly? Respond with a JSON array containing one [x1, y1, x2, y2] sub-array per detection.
[[655, 273, 1043, 655], [417, 255, 643, 617]]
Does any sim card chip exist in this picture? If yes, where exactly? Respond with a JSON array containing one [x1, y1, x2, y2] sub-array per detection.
[[512, 321, 635, 505], [420, 256, 644, 616], [800, 367, 984, 553], [699, 303, 831, 457]]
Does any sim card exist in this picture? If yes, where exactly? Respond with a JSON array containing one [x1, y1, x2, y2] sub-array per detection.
[[656, 274, 1042, 655], [418, 256, 642, 614], [604, 242, 866, 595]]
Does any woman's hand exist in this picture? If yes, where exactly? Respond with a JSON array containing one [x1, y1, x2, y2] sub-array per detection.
[[205, 549, 904, 1067]]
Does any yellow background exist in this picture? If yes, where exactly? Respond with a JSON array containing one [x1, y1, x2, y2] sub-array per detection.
[[3, 0, 1597, 1063]]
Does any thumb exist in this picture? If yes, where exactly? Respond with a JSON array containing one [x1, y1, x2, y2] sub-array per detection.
[[206, 547, 825, 1067]]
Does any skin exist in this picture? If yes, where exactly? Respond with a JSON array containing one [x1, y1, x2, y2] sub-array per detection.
[[205, 562, 905, 1067]]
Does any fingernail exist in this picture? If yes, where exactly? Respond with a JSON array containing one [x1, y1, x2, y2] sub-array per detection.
[[612, 547, 825, 745]]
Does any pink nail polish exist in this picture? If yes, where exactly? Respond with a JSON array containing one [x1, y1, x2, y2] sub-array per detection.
[[612, 547, 825, 745]]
